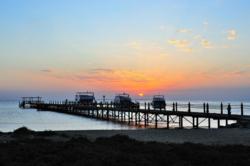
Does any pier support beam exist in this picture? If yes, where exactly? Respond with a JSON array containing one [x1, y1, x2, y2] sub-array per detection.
[[155, 114, 158, 128], [196, 117, 199, 128], [241, 103, 244, 116], [179, 116, 183, 128], [138, 112, 141, 123], [221, 103, 223, 114], [167, 115, 169, 129], [128, 112, 130, 124], [135, 112, 138, 125], [107, 104, 110, 120], [192, 117, 195, 128], [208, 118, 211, 129]]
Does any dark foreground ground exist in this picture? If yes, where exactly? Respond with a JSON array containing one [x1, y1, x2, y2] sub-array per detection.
[[0, 127, 250, 166]]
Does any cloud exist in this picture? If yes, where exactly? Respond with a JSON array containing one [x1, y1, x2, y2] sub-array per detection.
[[89, 68, 114, 73], [182, 47, 193, 52], [193, 35, 202, 40], [177, 29, 192, 33], [202, 21, 209, 32], [201, 39, 213, 48], [40, 69, 52, 73], [221, 45, 230, 49], [203, 21, 208, 26], [229, 65, 250, 76], [127, 41, 168, 58], [127, 41, 142, 49], [168, 39, 193, 52], [74, 69, 153, 85], [198, 65, 250, 79], [226, 29, 237, 40], [168, 39, 189, 48], [160, 25, 166, 31]]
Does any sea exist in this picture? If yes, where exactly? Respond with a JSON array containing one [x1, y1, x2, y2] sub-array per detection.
[[0, 100, 249, 132]]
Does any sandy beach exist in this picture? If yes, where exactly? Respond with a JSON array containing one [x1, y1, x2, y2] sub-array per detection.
[[58, 128, 250, 145], [1, 127, 250, 166]]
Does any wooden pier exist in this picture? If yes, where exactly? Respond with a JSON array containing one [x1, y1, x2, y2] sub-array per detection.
[[20, 98, 250, 129]]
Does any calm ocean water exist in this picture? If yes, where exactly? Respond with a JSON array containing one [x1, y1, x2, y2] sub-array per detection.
[[0, 100, 249, 132], [0, 101, 134, 132]]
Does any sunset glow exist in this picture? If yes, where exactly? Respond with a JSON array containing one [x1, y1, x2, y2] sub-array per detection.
[[0, 0, 250, 100], [138, 93, 144, 97]]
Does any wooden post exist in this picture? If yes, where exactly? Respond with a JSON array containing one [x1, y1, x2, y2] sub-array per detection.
[[179, 116, 181, 128], [192, 117, 195, 128], [147, 113, 149, 125], [121, 111, 123, 121], [138, 112, 141, 123], [135, 112, 138, 125], [208, 117, 211, 129], [188, 102, 191, 113], [120, 111, 123, 121], [88, 108, 90, 116], [101, 103, 104, 119], [227, 104, 231, 116], [220, 102, 223, 114], [196, 117, 199, 128], [124, 111, 126, 121], [218, 119, 220, 128], [175, 102, 178, 111], [241, 103, 244, 116], [173, 102, 175, 111], [107, 104, 109, 120], [92, 105, 94, 118], [203, 103, 206, 113], [181, 116, 183, 128], [179, 116, 183, 128], [144, 113, 147, 127], [155, 114, 158, 128], [206, 103, 209, 113], [167, 115, 169, 129], [226, 119, 228, 126], [128, 112, 130, 124]]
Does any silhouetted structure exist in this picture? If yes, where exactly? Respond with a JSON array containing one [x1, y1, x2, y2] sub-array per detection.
[[75, 92, 96, 105], [20, 96, 250, 129], [114, 93, 139, 109], [19, 97, 43, 108], [151, 95, 166, 110]]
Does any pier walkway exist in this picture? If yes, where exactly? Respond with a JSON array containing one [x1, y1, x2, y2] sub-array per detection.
[[20, 98, 250, 129]]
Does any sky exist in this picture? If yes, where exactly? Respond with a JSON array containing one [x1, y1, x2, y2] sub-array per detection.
[[0, 0, 250, 101]]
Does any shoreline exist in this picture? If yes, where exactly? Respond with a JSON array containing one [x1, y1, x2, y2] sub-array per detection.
[[1, 127, 250, 166], [1, 128, 250, 145]]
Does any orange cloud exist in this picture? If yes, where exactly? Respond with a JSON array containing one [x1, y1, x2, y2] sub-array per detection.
[[32, 67, 190, 95]]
